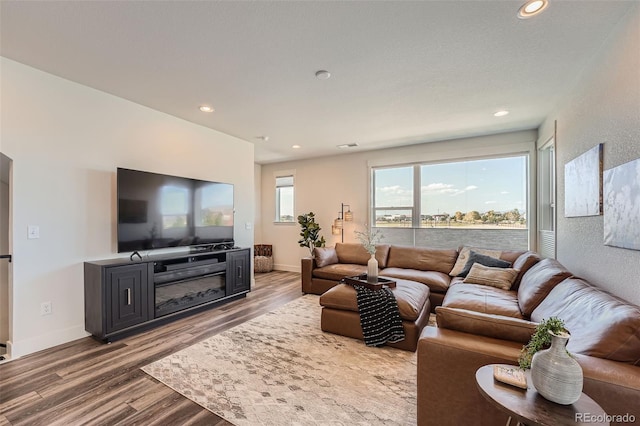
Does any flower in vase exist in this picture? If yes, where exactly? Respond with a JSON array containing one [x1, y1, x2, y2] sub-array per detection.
[[354, 225, 384, 255]]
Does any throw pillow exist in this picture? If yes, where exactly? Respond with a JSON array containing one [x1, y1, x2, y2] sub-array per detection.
[[449, 246, 502, 276], [463, 263, 518, 290], [511, 251, 541, 290], [313, 247, 339, 268], [517, 258, 572, 316], [457, 250, 512, 278]]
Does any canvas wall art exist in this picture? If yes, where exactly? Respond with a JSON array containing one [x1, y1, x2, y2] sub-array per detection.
[[604, 158, 640, 250], [564, 144, 603, 217]]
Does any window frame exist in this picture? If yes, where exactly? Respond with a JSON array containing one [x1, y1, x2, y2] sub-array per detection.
[[371, 164, 418, 227]]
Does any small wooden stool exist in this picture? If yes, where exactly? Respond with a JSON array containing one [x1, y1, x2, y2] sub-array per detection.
[[254, 244, 273, 273]]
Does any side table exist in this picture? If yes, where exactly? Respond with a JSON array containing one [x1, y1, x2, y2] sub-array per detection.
[[475, 364, 609, 426]]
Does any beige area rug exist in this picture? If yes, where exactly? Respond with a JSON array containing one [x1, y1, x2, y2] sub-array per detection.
[[142, 295, 421, 426]]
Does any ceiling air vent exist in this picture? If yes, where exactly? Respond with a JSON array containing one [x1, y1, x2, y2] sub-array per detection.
[[337, 143, 358, 149]]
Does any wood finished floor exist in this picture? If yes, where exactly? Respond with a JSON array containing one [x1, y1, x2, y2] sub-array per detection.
[[0, 271, 302, 426]]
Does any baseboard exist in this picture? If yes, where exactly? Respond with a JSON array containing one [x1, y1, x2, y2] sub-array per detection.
[[9, 325, 89, 360], [273, 264, 300, 273]]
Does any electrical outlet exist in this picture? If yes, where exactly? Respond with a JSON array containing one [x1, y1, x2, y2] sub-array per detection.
[[40, 301, 52, 316]]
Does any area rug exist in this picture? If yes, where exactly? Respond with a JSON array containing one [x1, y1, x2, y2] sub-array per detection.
[[142, 295, 419, 425]]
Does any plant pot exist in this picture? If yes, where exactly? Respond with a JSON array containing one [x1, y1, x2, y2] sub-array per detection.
[[367, 254, 379, 283], [531, 330, 583, 405]]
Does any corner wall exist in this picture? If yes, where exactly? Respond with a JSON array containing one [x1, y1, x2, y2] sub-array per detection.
[[0, 58, 255, 358], [538, 5, 640, 305]]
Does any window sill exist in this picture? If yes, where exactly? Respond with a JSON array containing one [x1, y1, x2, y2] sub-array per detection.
[[273, 221, 296, 225]]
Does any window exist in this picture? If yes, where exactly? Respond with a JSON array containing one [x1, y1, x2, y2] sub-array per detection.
[[371, 155, 529, 251], [420, 156, 527, 229], [275, 175, 294, 222], [538, 139, 556, 258], [373, 166, 415, 227]]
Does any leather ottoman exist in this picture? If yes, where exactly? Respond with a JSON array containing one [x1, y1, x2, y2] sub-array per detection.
[[319, 278, 432, 351]]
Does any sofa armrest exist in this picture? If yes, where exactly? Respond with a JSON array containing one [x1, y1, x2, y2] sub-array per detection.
[[417, 327, 640, 426], [417, 327, 521, 426], [574, 354, 640, 423], [301, 257, 315, 293]]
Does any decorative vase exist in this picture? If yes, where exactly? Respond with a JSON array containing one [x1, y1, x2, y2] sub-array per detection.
[[367, 253, 379, 283], [531, 330, 583, 405]]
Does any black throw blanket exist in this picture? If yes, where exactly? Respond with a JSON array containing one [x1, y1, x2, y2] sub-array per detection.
[[355, 286, 405, 347]]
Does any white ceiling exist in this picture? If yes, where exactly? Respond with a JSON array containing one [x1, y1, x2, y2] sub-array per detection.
[[0, 1, 633, 164]]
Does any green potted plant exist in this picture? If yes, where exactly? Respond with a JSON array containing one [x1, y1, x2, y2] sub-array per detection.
[[520, 317, 583, 404], [297, 212, 326, 256], [518, 316, 567, 369]]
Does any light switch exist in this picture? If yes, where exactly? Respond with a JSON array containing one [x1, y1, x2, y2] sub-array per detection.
[[245, 222, 252, 230], [28, 225, 40, 239]]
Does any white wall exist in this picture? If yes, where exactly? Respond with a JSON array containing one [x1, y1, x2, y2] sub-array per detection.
[[0, 58, 255, 358], [261, 130, 537, 271], [538, 5, 640, 306]]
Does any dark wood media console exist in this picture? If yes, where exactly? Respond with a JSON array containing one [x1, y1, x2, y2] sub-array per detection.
[[84, 247, 250, 341]]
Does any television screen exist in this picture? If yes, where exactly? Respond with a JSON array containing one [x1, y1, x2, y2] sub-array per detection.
[[117, 168, 234, 252]]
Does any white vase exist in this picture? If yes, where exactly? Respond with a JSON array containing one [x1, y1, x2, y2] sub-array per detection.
[[367, 254, 379, 283], [531, 330, 583, 405]]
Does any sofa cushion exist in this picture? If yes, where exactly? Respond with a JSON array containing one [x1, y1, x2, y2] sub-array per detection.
[[313, 246, 339, 268], [531, 278, 640, 365], [335, 243, 391, 267], [457, 251, 512, 278], [435, 306, 537, 344], [517, 258, 572, 317], [319, 280, 430, 321], [313, 263, 368, 281], [498, 250, 527, 264], [511, 251, 542, 290], [386, 246, 458, 275], [462, 263, 518, 290], [442, 283, 523, 318], [449, 246, 502, 276], [381, 268, 451, 293]]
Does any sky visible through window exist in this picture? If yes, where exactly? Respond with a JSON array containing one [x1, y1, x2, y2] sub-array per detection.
[[375, 156, 526, 220]]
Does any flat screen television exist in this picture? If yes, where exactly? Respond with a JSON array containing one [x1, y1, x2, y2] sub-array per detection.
[[117, 168, 234, 252]]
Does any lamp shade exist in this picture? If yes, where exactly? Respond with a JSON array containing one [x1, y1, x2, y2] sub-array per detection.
[[344, 209, 353, 222], [331, 225, 341, 235], [334, 218, 343, 229]]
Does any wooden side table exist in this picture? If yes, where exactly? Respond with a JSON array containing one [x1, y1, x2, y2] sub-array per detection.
[[475, 364, 609, 426]]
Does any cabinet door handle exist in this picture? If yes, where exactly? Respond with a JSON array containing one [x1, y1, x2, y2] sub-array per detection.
[[126, 288, 131, 305], [237, 265, 242, 279]]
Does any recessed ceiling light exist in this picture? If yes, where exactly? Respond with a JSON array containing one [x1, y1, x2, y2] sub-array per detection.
[[199, 105, 214, 112], [494, 110, 510, 117], [315, 70, 331, 80], [256, 136, 270, 142], [292, 145, 301, 149], [517, 0, 548, 19]]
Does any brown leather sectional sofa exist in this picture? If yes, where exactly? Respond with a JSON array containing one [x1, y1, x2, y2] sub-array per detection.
[[301, 243, 536, 309], [302, 243, 640, 425]]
